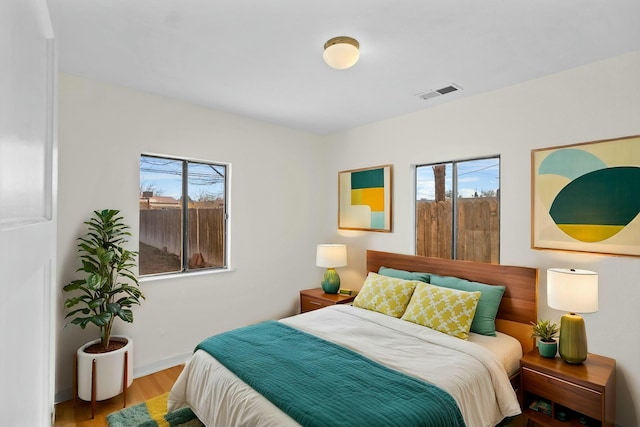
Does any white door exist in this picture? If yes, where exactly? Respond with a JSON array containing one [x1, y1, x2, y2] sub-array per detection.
[[0, 0, 56, 425]]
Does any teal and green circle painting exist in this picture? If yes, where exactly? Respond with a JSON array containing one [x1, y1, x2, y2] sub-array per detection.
[[535, 138, 640, 253]]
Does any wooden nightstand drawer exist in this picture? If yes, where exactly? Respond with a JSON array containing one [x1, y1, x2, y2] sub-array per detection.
[[300, 297, 333, 312], [522, 367, 602, 420], [299, 288, 356, 313]]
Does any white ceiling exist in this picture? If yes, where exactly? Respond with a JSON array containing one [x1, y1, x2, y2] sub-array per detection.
[[47, 0, 640, 135]]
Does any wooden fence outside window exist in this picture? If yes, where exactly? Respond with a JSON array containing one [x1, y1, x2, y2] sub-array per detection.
[[139, 207, 225, 274], [416, 197, 499, 264]]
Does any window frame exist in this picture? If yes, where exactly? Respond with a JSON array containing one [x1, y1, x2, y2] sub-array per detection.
[[414, 155, 500, 263], [139, 153, 230, 278]]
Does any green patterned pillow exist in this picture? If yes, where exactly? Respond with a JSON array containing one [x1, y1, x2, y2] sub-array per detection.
[[401, 283, 481, 340], [353, 272, 418, 318]]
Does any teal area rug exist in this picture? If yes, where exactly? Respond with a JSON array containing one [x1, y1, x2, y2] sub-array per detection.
[[106, 392, 203, 427]]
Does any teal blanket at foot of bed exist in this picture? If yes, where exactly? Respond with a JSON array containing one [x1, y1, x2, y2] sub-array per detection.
[[196, 320, 466, 427]]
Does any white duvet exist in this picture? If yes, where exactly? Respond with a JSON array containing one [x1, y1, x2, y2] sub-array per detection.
[[168, 305, 522, 427]]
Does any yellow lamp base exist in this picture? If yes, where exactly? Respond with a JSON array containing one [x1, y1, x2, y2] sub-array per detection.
[[558, 313, 588, 364]]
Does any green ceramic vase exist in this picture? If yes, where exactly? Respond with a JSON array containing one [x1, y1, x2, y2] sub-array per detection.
[[321, 268, 340, 294]]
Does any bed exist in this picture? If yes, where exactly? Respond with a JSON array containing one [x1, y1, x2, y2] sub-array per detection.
[[168, 250, 538, 427]]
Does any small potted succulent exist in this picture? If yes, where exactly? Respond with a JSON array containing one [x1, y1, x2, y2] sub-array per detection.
[[531, 320, 559, 358]]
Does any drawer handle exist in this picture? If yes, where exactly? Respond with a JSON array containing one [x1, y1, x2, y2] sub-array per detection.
[[309, 301, 322, 306], [523, 367, 600, 395]]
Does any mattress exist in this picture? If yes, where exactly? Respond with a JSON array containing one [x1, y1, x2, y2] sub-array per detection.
[[468, 330, 523, 378], [168, 305, 522, 427]]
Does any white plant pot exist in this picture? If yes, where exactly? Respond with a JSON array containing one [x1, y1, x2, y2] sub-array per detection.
[[76, 336, 134, 401]]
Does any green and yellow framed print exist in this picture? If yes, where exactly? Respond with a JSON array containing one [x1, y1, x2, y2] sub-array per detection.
[[532, 135, 640, 257], [339, 165, 392, 232]]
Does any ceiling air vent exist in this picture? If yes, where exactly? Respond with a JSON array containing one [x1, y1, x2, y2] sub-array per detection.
[[417, 84, 462, 101]]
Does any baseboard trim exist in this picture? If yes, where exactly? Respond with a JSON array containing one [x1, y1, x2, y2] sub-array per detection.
[[54, 352, 192, 404], [133, 352, 192, 379]]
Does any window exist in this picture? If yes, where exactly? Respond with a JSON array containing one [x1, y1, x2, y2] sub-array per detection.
[[139, 155, 228, 276], [415, 156, 500, 263]]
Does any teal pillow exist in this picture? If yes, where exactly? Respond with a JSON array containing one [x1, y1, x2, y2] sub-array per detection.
[[429, 274, 505, 337], [378, 266, 430, 283]]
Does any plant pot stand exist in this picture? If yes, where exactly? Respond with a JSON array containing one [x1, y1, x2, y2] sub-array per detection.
[[72, 349, 129, 419]]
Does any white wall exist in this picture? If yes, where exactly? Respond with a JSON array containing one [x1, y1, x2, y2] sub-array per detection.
[[324, 51, 640, 427], [55, 75, 326, 401]]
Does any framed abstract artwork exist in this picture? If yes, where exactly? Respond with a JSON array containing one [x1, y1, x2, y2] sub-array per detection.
[[338, 164, 392, 232], [531, 135, 640, 257]]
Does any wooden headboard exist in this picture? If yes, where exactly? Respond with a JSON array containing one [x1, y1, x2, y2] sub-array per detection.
[[367, 250, 538, 354]]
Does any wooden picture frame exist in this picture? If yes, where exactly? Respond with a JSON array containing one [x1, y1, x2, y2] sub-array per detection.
[[531, 135, 640, 257], [338, 164, 392, 232]]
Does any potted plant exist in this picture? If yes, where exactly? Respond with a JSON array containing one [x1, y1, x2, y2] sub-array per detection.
[[531, 319, 559, 358], [63, 209, 145, 403]]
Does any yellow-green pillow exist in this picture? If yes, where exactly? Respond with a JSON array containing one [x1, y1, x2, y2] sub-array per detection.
[[430, 274, 505, 336], [401, 283, 481, 340], [353, 272, 418, 318]]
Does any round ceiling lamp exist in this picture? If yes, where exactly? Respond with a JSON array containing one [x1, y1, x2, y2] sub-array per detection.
[[323, 36, 360, 70]]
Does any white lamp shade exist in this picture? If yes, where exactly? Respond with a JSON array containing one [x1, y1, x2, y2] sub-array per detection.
[[323, 37, 359, 69], [316, 244, 347, 268], [547, 268, 598, 313]]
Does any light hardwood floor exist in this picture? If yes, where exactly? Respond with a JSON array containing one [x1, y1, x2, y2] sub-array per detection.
[[54, 364, 184, 427]]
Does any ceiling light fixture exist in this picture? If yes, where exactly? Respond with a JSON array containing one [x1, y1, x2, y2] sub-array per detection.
[[323, 36, 360, 70]]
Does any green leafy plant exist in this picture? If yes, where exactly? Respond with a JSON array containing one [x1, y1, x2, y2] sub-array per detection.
[[63, 209, 145, 349], [530, 319, 559, 342]]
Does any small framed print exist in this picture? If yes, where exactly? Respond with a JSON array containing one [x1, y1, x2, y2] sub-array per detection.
[[338, 164, 392, 232]]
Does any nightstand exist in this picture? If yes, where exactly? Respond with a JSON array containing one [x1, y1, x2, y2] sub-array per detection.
[[520, 350, 615, 427], [299, 288, 356, 313]]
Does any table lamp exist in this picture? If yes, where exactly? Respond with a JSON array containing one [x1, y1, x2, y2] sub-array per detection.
[[316, 244, 347, 294], [547, 268, 598, 364]]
